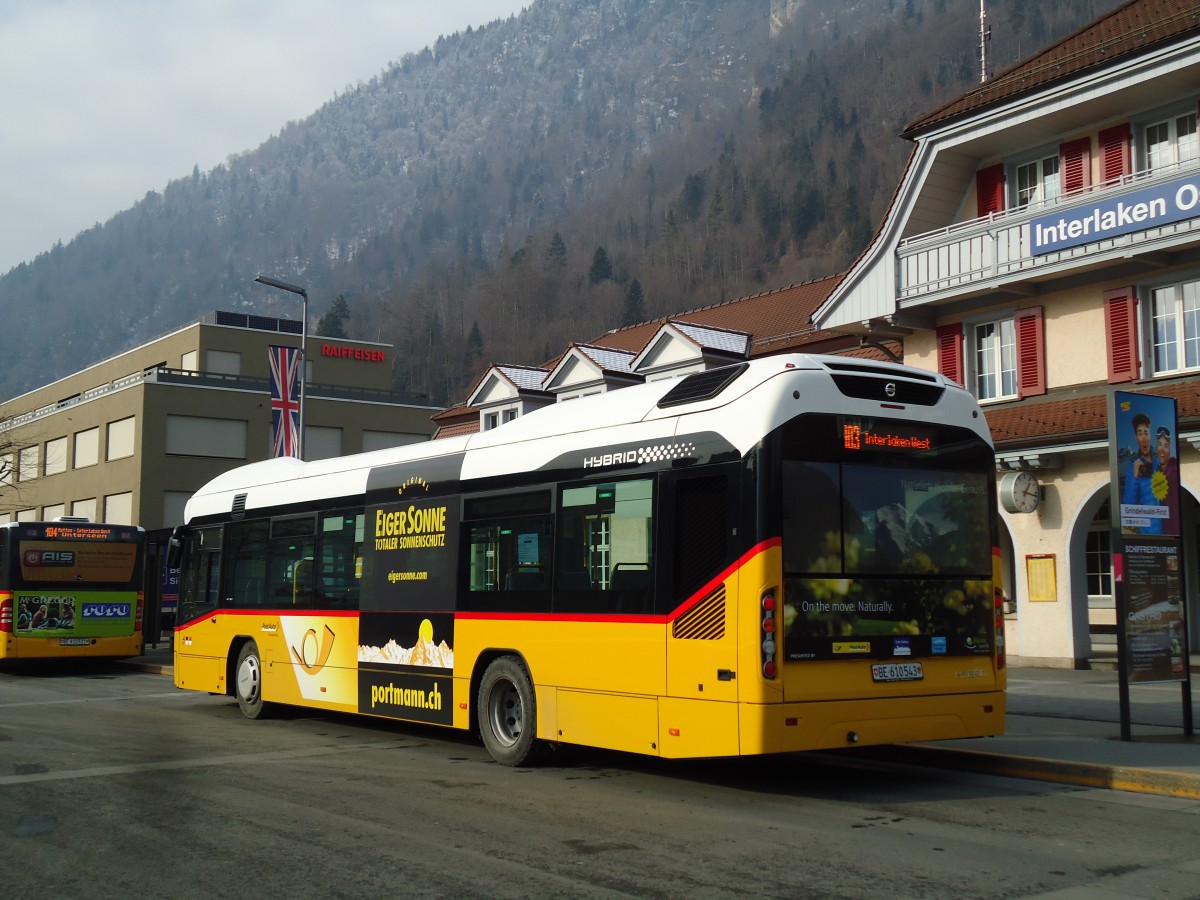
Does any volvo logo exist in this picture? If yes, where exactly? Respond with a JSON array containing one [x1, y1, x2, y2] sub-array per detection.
[[884, 382, 897, 398]]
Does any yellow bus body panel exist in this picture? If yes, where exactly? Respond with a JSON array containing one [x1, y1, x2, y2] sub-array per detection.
[[740, 691, 1007, 755], [1, 633, 142, 661], [175, 613, 359, 714]]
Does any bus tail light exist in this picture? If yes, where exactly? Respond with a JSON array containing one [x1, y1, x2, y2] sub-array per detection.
[[761, 590, 778, 678], [0, 596, 11, 633], [994, 590, 1006, 670], [136, 593, 145, 632]]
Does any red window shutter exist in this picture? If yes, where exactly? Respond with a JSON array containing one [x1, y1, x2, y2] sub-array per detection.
[[936, 323, 964, 387], [1104, 287, 1139, 384], [1015, 307, 1046, 398], [1098, 124, 1131, 185], [1060, 137, 1092, 194], [976, 164, 1005, 218]]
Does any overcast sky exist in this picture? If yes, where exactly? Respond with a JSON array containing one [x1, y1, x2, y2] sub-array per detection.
[[0, 0, 527, 275]]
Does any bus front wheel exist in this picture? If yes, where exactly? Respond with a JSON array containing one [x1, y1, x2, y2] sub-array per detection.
[[478, 656, 542, 766], [235, 641, 270, 719]]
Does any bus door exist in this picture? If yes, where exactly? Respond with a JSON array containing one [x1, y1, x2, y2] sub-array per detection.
[[663, 467, 741, 705]]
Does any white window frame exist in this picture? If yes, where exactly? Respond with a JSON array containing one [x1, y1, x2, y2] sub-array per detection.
[[1144, 110, 1198, 173], [1149, 277, 1200, 375], [971, 316, 1017, 402], [1014, 153, 1060, 209]]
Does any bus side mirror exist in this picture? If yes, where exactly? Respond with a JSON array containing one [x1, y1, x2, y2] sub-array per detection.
[[166, 525, 187, 570]]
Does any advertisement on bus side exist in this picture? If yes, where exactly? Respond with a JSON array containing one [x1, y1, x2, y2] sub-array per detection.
[[14, 591, 137, 638]]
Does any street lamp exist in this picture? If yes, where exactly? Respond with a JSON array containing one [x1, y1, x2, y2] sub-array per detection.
[[254, 274, 308, 459]]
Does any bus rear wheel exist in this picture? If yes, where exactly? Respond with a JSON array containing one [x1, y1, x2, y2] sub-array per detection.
[[235, 641, 271, 719], [478, 656, 542, 766]]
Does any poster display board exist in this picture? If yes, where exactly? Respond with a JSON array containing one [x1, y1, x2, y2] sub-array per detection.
[[1108, 391, 1192, 739]]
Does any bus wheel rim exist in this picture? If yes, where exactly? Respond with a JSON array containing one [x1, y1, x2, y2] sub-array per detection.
[[487, 680, 521, 747], [238, 655, 260, 702]]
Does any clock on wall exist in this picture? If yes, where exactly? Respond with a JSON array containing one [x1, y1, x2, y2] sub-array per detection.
[[1000, 470, 1041, 514]]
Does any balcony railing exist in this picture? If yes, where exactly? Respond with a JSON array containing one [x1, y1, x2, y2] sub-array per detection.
[[897, 158, 1200, 303]]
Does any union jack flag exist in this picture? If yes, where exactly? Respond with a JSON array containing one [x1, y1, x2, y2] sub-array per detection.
[[268, 344, 301, 458]]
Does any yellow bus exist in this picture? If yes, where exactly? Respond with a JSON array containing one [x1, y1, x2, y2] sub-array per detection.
[[1, 519, 146, 661], [170, 354, 1005, 764]]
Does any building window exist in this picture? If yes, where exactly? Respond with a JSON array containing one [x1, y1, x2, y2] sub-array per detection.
[[18, 446, 38, 482], [1015, 155, 1060, 208], [42, 503, 66, 521], [0, 453, 12, 487], [1150, 278, 1200, 374], [1145, 112, 1198, 172], [484, 412, 499, 431], [107, 417, 135, 461], [973, 318, 1017, 401], [72, 498, 97, 521], [104, 492, 133, 525], [165, 415, 247, 459], [207, 349, 242, 376], [44, 436, 67, 476], [74, 427, 99, 469], [16, 509, 37, 522], [503, 409, 517, 423], [1085, 526, 1112, 598]]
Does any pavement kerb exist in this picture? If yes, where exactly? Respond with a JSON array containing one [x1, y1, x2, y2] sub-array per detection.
[[873, 744, 1200, 800]]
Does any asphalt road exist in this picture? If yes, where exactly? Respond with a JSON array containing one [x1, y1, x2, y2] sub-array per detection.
[[2, 663, 1199, 899]]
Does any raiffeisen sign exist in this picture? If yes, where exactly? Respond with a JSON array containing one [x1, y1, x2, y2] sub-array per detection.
[[1031, 172, 1200, 255], [321, 344, 386, 363]]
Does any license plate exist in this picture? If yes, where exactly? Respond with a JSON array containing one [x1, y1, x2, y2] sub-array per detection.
[[872, 662, 923, 682], [59, 638, 91, 646]]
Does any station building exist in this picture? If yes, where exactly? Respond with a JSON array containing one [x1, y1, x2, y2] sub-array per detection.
[[815, 0, 1200, 666], [0, 311, 438, 532]]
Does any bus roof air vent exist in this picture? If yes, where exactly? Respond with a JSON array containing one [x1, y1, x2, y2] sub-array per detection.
[[657, 362, 749, 409], [232, 493, 247, 520]]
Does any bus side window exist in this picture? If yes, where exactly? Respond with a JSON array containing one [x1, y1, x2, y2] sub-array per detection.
[[558, 478, 654, 615], [461, 490, 552, 613], [226, 520, 269, 609], [317, 511, 362, 610], [178, 525, 223, 623]]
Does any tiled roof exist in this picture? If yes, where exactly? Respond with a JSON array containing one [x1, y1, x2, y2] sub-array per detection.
[[572, 343, 637, 375], [499, 364, 550, 391], [669, 321, 751, 355], [592, 275, 847, 355], [903, 0, 1200, 137], [985, 378, 1200, 450]]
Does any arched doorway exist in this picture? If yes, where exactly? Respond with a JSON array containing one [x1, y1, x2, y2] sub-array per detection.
[[1069, 481, 1199, 665]]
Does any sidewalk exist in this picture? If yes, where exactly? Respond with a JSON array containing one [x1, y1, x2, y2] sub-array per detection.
[[123, 642, 1200, 799]]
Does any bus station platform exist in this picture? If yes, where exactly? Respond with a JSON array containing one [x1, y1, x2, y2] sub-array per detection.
[[123, 641, 1200, 800]]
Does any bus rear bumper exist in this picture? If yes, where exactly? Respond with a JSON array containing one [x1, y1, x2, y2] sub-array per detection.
[[742, 691, 1007, 755]]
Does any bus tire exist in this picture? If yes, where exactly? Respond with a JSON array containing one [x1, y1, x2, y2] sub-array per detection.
[[478, 656, 542, 766], [234, 641, 270, 720]]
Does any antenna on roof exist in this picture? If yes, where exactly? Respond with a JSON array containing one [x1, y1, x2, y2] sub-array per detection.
[[979, 0, 992, 83]]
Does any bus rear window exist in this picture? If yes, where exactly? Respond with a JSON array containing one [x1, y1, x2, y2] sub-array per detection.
[[16, 539, 140, 586], [783, 463, 991, 577]]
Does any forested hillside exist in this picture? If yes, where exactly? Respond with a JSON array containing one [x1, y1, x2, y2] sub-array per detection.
[[0, 0, 1122, 406]]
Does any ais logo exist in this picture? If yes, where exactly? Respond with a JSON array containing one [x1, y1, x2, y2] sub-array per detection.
[[24, 550, 75, 567]]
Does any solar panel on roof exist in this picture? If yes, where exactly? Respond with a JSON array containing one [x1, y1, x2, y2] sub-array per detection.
[[657, 362, 748, 408]]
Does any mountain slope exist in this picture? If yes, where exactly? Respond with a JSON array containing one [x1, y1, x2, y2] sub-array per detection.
[[0, 0, 1120, 406]]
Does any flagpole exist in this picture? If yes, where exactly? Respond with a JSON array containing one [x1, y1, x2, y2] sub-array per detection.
[[255, 275, 308, 460]]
